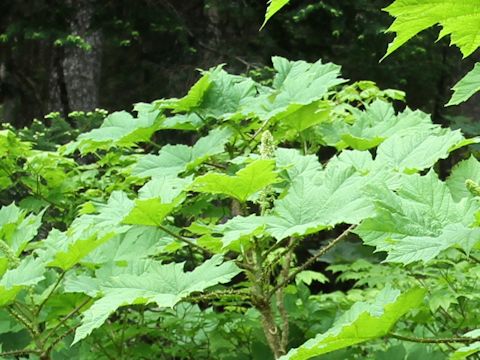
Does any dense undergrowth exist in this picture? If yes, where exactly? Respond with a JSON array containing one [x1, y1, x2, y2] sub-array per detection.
[[0, 55, 480, 359]]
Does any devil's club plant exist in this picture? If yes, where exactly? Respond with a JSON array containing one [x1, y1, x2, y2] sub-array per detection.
[[0, 57, 480, 360]]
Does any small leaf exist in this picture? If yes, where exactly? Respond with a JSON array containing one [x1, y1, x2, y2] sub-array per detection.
[[447, 63, 480, 106], [261, 0, 289, 30], [450, 342, 480, 360], [295, 271, 329, 285], [191, 159, 279, 202]]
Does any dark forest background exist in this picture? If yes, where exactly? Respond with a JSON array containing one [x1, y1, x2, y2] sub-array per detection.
[[1, 0, 479, 129]]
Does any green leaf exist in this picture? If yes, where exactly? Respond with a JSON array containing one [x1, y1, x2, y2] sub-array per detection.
[[122, 200, 177, 227], [161, 73, 212, 112], [198, 67, 258, 120], [447, 63, 480, 106], [450, 342, 480, 360], [280, 286, 426, 359], [214, 215, 267, 251], [356, 171, 480, 264], [73, 255, 241, 344], [122, 176, 190, 226], [261, 0, 289, 29], [84, 226, 174, 264], [342, 102, 434, 150], [277, 101, 331, 133], [295, 271, 329, 285], [265, 160, 373, 240], [275, 148, 322, 181], [0, 203, 44, 255], [41, 192, 134, 270], [446, 156, 480, 201], [191, 159, 279, 202], [383, 0, 480, 58], [0, 258, 45, 306], [375, 129, 467, 173], [133, 127, 232, 178], [74, 110, 162, 153]]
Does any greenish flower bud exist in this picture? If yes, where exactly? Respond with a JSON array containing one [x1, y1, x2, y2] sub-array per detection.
[[259, 131, 275, 159], [0, 240, 19, 268], [466, 179, 480, 197]]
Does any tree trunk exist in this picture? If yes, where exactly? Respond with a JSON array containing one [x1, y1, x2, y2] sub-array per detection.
[[48, 0, 102, 119]]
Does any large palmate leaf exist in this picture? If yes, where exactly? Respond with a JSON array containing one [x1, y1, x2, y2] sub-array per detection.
[[375, 129, 470, 173], [72, 110, 162, 154], [447, 63, 480, 106], [319, 101, 435, 150], [253, 57, 345, 123], [265, 160, 373, 240], [356, 171, 480, 264], [383, 0, 480, 58], [133, 127, 233, 178], [191, 159, 279, 202], [383, 1, 480, 105], [40, 192, 134, 270], [72, 255, 241, 344], [198, 67, 259, 120], [84, 226, 174, 264], [275, 148, 322, 181], [280, 286, 426, 359]]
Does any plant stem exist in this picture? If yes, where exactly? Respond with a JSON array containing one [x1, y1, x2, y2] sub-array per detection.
[[269, 225, 355, 297], [389, 332, 480, 344], [36, 271, 66, 316], [276, 238, 295, 353], [7, 306, 43, 349], [157, 224, 212, 257], [44, 325, 78, 356], [0, 349, 41, 356], [44, 297, 91, 341]]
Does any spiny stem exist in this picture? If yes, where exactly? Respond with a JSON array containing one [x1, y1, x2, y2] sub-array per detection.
[[157, 224, 212, 257], [389, 332, 480, 344], [44, 325, 78, 356], [44, 297, 91, 341], [277, 237, 295, 353], [269, 225, 355, 297], [36, 271, 65, 316], [0, 348, 41, 356]]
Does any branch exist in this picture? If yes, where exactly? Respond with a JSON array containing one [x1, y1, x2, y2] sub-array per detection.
[[277, 238, 295, 353], [45, 325, 78, 356], [158, 224, 254, 272], [157, 224, 212, 257], [44, 297, 91, 341], [0, 349, 41, 357], [389, 332, 480, 344], [35, 271, 65, 316], [6, 307, 41, 341], [269, 225, 355, 297], [457, 248, 480, 264], [183, 289, 251, 303]]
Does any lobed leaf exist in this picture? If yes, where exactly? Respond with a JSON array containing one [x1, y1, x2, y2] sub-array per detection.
[[280, 286, 426, 359]]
